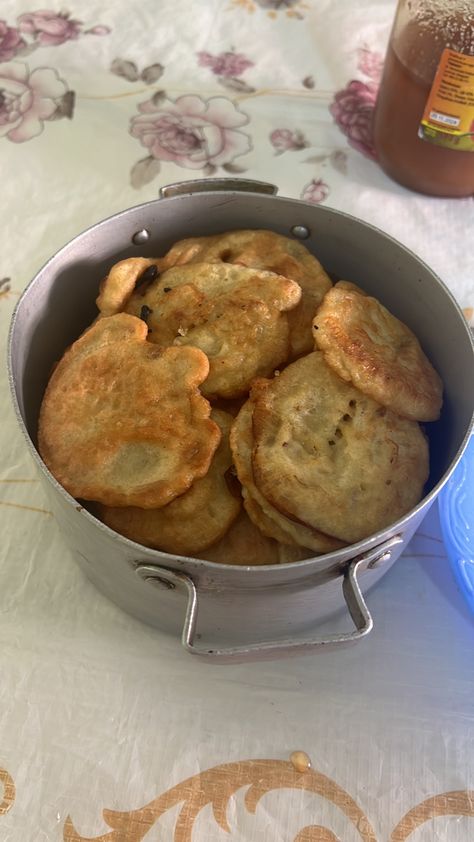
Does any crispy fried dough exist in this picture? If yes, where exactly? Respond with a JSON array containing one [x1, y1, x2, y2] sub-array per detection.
[[156, 229, 332, 358], [38, 314, 220, 508], [41, 229, 441, 562], [313, 281, 443, 421], [96, 258, 159, 316], [196, 509, 311, 566], [251, 352, 429, 544], [98, 410, 241, 555], [230, 400, 345, 553], [125, 262, 301, 399]]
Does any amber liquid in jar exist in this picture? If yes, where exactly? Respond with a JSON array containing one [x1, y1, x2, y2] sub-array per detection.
[[373, 2, 474, 197]]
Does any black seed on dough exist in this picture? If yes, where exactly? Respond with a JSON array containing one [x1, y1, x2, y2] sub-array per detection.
[[139, 304, 153, 323], [136, 264, 159, 294]]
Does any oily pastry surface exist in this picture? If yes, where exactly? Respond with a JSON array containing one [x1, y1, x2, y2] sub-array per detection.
[[38, 313, 220, 508], [196, 509, 312, 566], [156, 229, 332, 358], [230, 400, 345, 553], [99, 411, 241, 555], [125, 262, 301, 399], [313, 281, 443, 421], [95, 257, 159, 316], [38, 228, 442, 565], [251, 351, 429, 544]]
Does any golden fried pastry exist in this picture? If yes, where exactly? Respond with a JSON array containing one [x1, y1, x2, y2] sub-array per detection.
[[98, 411, 241, 555], [39, 227, 442, 564], [196, 509, 312, 566], [251, 352, 429, 544], [243, 485, 300, 545], [156, 229, 332, 358], [230, 400, 345, 553], [96, 257, 159, 316], [38, 314, 220, 508], [313, 281, 443, 421], [124, 262, 302, 399]]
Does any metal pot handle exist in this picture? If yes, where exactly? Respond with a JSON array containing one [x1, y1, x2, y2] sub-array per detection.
[[159, 177, 278, 199], [135, 535, 402, 661]]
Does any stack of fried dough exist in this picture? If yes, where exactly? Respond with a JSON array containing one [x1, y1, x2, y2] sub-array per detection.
[[38, 229, 443, 565]]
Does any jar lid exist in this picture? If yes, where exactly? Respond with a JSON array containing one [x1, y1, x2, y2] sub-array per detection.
[[439, 435, 474, 614]]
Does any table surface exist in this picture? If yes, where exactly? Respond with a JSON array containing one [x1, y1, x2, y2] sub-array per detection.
[[1, 1, 473, 840]]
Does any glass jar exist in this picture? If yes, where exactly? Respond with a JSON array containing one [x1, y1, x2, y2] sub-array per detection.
[[373, 0, 474, 197]]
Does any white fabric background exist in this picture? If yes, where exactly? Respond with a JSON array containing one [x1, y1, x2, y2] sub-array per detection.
[[1, 1, 473, 839]]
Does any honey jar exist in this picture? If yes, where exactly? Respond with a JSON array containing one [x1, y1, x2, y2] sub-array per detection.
[[373, 0, 474, 197]]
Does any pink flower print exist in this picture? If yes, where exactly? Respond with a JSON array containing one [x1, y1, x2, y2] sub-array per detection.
[[330, 79, 378, 159], [130, 94, 251, 170], [0, 61, 68, 142], [270, 128, 308, 153], [17, 10, 81, 46], [0, 21, 25, 61], [301, 178, 330, 204], [197, 51, 253, 78], [357, 48, 384, 82], [85, 25, 111, 36]]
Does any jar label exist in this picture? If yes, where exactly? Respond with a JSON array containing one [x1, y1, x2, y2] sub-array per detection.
[[419, 48, 474, 152]]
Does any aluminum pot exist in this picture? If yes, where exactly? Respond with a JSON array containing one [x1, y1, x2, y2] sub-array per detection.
[[8, 179, 474, 662]]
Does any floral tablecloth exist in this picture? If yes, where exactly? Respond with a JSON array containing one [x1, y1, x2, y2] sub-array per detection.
[[1, 1, 473, 840]]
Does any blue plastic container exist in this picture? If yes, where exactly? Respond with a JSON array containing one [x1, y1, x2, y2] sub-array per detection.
[[439, 436, 474, 613]]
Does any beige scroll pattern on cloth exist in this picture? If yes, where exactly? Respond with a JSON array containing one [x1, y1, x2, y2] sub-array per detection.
[[1, 0, 474, 840], [2, 761, 474, 840], [0, 770, 15, 818]]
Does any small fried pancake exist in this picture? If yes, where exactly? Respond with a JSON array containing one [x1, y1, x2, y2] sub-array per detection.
[[196, 509, 311, 566], [243, 486, 299, 545], [96, 258, 159, 316], [313, 281, 443, 421], [38, 314, 220, 508], [157, 229, 332, 358], [230, 400, 345, 553], [98, 411, 241, 555], [251, 351, 429, 544], [125, 262, 302, 399]]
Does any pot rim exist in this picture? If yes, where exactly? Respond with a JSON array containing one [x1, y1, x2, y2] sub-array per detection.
[[7, 188, 474, 574]]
